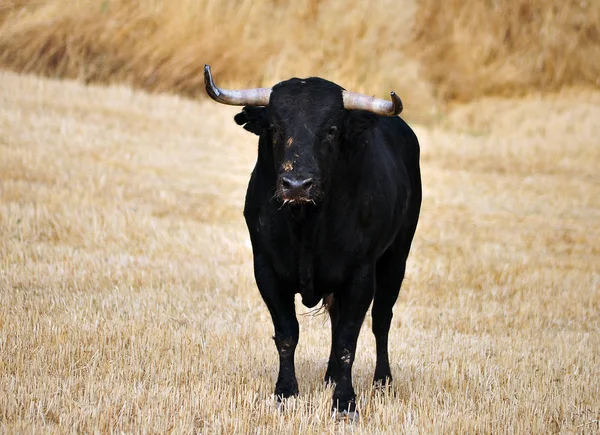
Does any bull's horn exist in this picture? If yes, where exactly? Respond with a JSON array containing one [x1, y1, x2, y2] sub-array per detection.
[[342, 89, 403, 116], [204, 64, 271, 106]]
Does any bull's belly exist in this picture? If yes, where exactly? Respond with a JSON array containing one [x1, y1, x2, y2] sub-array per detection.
[[313, 277, 343, 298], [266, 248, 348, 292]]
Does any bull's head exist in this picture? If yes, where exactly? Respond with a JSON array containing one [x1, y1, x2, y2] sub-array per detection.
[[204, 65, 402, 205]]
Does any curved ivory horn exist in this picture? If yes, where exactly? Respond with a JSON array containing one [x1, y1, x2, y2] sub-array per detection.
[[342, 90, 403, 116], [204, 64, 271, 106]]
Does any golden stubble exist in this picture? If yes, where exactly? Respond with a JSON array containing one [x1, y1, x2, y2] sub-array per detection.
[[0, 72, 599, 433]]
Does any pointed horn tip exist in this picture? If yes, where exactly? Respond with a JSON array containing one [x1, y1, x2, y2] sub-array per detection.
[[203, 64, 212, 82], [390, 91, 403, 115], [203, 64, 220, 100]]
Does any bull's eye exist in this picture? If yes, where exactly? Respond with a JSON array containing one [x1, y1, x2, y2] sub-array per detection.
[[327, 125, 337, 140]]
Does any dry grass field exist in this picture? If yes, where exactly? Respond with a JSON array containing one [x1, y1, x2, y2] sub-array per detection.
[[1, 0, 600, 432], [1, 69, 599, 433], [1, 0, 599, 116]]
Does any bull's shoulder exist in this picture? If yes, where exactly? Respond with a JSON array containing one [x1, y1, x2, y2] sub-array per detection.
[[373, 117, 419, 156], [361, 116, 421, 199]]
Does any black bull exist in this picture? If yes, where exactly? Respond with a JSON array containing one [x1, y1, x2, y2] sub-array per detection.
[[204, 65, 421, 417]]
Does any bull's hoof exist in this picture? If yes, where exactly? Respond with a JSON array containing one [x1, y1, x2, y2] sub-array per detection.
[[274, 382, 298, 400], [372, 373, 392, 389], [332, 397, 358, 421], [332, 409, 360, 422]]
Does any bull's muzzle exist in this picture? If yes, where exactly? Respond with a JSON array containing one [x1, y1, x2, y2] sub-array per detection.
[[279, 176, 314, 203]]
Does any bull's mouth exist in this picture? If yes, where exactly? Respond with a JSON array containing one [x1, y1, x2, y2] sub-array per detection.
[[279, 196, 316, 206], [275, 187, 322, 207]]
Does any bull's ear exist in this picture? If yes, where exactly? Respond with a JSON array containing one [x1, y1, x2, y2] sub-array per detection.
[[234, 106, 268, 136], [343, 110, 378, 141]]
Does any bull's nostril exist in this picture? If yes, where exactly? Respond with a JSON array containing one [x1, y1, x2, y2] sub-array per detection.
[[281, 176, 314, 192], [281, 176, 293, 190], [301, 178, 313, 191]]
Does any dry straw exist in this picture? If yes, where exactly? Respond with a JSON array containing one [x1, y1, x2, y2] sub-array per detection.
[[1, 69, 599, 433], [1, 0, 598, 118], [413, 0, 600, 101]]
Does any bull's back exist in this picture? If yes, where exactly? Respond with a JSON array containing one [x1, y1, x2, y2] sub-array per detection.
[[374, 116, 422, 260], [376, 116, 421, 225]]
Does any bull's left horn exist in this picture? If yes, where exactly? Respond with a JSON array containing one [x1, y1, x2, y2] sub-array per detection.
[[204, 64, 271, 106], [342, 89, 403, 116]]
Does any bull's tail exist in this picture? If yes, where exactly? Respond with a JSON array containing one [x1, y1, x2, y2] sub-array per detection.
[[323, 293, 335, 312], [299, 294, 335, 318]]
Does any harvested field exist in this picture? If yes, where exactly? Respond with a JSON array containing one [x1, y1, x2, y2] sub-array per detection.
[[1, 71, 599, 433]]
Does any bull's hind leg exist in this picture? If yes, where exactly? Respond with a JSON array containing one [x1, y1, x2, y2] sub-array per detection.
[[324, 295, 340, 384], [371, 245, 408, 386]]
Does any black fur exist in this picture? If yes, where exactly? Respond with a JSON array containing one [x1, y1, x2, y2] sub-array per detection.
[[237, 77, 422, 415]]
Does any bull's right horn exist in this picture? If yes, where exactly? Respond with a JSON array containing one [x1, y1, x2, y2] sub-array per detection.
[[204, 64, 271, 106]]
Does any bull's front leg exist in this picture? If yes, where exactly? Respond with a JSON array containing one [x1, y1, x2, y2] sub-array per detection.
[[253, 252, 299, 400], [331, 263, 375, 419]]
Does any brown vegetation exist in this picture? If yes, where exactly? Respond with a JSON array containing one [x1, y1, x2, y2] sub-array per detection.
[[414, 0, 600, 101], [0, 0, 598, 116], [0, 0, 429, 113], [1, 70, 599, 433]]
